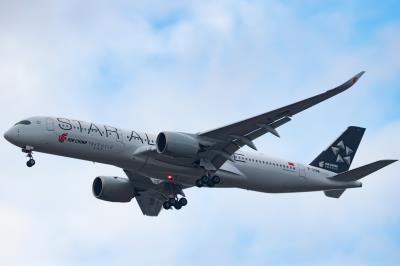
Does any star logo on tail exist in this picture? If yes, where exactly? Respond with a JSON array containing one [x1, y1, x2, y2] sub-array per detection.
[[331, 140, 353, 165]]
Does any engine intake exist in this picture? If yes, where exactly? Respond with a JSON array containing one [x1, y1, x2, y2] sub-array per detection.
[[156, 132, 200, 158], [92, 176, 134, 203]]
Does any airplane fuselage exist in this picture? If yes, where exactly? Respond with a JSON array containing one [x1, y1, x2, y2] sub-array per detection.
[[4, 116, 361, 194]]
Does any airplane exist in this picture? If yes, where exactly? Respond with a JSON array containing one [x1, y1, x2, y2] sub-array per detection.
[[3, 71, 397, 216]]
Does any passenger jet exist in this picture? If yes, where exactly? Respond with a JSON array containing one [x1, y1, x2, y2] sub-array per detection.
[[4, 72, 397, 216]]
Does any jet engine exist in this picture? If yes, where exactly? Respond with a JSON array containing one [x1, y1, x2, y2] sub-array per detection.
[[156, 132, 200, 158], [92, 176, 135, 203]]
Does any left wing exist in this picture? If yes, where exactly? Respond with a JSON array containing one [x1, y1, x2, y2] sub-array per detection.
[[124, 170, 187, 216], [198, 72, 365, 170], [135, 191, 164, 216]]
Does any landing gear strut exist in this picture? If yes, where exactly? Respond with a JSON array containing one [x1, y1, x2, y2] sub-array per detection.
[[22, 146, 35, 167], [195, 174, 221, 188]]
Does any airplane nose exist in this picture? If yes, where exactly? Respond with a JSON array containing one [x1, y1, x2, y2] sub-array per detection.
[[4, 129, 11, 142], [4, 128, 17, 144]]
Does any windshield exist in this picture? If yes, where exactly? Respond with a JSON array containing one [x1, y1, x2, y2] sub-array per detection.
[[14, 120, 31, 126]]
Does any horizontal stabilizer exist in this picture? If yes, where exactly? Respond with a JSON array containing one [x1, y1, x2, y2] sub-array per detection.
[[330, 160, 397, 182], [324, 189, 346, 198]]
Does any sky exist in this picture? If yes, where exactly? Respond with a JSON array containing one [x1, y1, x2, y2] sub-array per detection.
[[0, 0, 399, 265]]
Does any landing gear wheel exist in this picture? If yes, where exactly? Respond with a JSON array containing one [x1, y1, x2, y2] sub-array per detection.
[[174, 203, 182, 210], [199, 174, 220, 187], [163, 201, 171, 210], [195, 179, 203, 188], [211, 175, 221, 185], [168, 198, 176, 206], [26, 159, 35, 167], [178, 197, 188, 207], [201, 175, 209, 183]]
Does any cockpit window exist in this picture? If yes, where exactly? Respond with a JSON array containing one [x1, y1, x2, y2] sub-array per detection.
[[15, 120, 31, 126]]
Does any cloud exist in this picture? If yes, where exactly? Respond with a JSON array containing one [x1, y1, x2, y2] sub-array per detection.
[[0, 1, 399, 265]]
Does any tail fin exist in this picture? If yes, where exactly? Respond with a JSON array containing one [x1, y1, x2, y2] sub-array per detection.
[[310, 126, 365, 173]]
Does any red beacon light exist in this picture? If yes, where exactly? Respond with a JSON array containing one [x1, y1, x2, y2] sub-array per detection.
[[167, 175, 174, 181]]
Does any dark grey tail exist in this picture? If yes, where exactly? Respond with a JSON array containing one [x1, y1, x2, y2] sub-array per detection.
[[310, 126, 366, 173]]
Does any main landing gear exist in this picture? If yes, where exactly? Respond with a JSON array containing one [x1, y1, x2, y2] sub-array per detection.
[[22, 146, 35, 167], [162, 197, 188, 210], [162, 183, 187, 211], [195, 175, 221, 188]]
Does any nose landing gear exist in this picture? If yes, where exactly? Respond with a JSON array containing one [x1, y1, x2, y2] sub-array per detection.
[[22, 146, 35, 167]]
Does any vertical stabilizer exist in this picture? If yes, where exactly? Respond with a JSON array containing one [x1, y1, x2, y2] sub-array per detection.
[[310, 126, 365, 173]]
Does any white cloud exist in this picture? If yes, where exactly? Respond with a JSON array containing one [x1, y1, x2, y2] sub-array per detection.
[[0, 1, 399, 265]]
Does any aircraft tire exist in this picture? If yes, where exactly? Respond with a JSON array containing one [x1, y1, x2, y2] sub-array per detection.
[[201, 175, 209, 183], [195, 179, 203, 187], [168, 198, 176, 206], [178, 197, 187, 206], [26, 159, 35, 167], [163, 201, 171, 210], [211, 175, 220, 184], [206, 180, 215, 187]]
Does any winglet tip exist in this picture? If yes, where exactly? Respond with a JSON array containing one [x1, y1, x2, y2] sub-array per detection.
[[358, 70, 366, 78], [352, 71, 366, 84]]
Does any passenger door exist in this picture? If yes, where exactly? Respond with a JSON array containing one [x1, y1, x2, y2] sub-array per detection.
[[299, 165, 306, 178], [46, 118, 55, 131]]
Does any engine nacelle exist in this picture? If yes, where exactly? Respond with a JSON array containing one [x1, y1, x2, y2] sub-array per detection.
[[156, 132, 200, 158], [92, 176, 134, 203]]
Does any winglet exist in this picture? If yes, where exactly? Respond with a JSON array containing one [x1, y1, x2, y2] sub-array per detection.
[[347, 71, 365, 87], [321, 71, 366, 102]]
